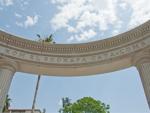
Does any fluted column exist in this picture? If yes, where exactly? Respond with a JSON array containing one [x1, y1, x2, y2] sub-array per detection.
[[0, 59, 16, 113], [133, 49, 150, 108]]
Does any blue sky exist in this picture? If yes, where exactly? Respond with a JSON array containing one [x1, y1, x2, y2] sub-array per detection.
[[0, 0, 150, 113]]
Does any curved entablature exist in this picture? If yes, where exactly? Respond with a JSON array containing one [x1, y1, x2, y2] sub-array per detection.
[[0, 21, 150, 54], [0, 20, 150, 76]]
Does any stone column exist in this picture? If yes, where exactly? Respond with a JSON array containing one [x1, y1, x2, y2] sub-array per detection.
[[133, 49, 150, 109], [0, 59, 16, 113]]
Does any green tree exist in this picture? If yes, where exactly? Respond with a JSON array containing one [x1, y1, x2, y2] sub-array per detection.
[[62, 97, 110, 113], [59, 97, 71, 113], [62, 97, 71, 107], [32, 34, 54, 113], [37, 34, 55, 43], [3, 95, 11, 112]]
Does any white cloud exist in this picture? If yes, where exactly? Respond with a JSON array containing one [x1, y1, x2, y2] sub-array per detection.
[[19, 0, 29, 11], [15, 12, 22, 18], [122, 0, 150, 28], [67, 26, 77, 33], [50, 0, 119, 42], [50, 0, 150, 42], [119, 2, 127, 10], [0, 0, 13, 6], [15, 21, 23, 27], [111, 20, 123, 36], [50, 0, 118, 31], [112, 29, 119, 36], [24, 15, 39, 28], [68, 29, 97, 42], [16, 15, 39, 28]]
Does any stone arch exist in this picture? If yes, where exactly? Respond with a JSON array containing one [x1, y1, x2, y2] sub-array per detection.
[[0, 20, 150, 112]]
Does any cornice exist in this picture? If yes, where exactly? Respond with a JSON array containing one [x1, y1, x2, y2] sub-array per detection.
[[0, 20, 150, 54]]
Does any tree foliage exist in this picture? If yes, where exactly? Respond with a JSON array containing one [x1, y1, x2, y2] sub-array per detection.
[[31, 34, 55, 113], [3, 95, 11, 112], [36, 34, 54, 43], [61, 97, 110, 113]]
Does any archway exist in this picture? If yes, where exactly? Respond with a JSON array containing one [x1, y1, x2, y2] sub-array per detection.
[[0, 20, 150, 113]]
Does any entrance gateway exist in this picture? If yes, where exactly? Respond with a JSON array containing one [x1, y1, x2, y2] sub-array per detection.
[[0, 20, 150, 112]]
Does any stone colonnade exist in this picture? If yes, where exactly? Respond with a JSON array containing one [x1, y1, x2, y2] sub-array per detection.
[[0, 59, 16, 113], [0, 51, 150, 113]]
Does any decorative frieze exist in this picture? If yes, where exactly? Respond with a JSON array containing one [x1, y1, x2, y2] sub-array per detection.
[[0, 21, 150, 53], [0, 38, 148, 66]]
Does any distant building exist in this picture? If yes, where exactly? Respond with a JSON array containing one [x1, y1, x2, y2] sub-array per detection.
[[3, 109, 42, 113]]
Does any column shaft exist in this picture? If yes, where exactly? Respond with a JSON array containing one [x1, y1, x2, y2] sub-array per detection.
[[0, 68, 14, 113], [137, 62, 150, 108]]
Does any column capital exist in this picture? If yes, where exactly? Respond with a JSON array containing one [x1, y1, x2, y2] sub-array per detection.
[[132, 48, 150, 67], [0, 57, 18, 73]]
